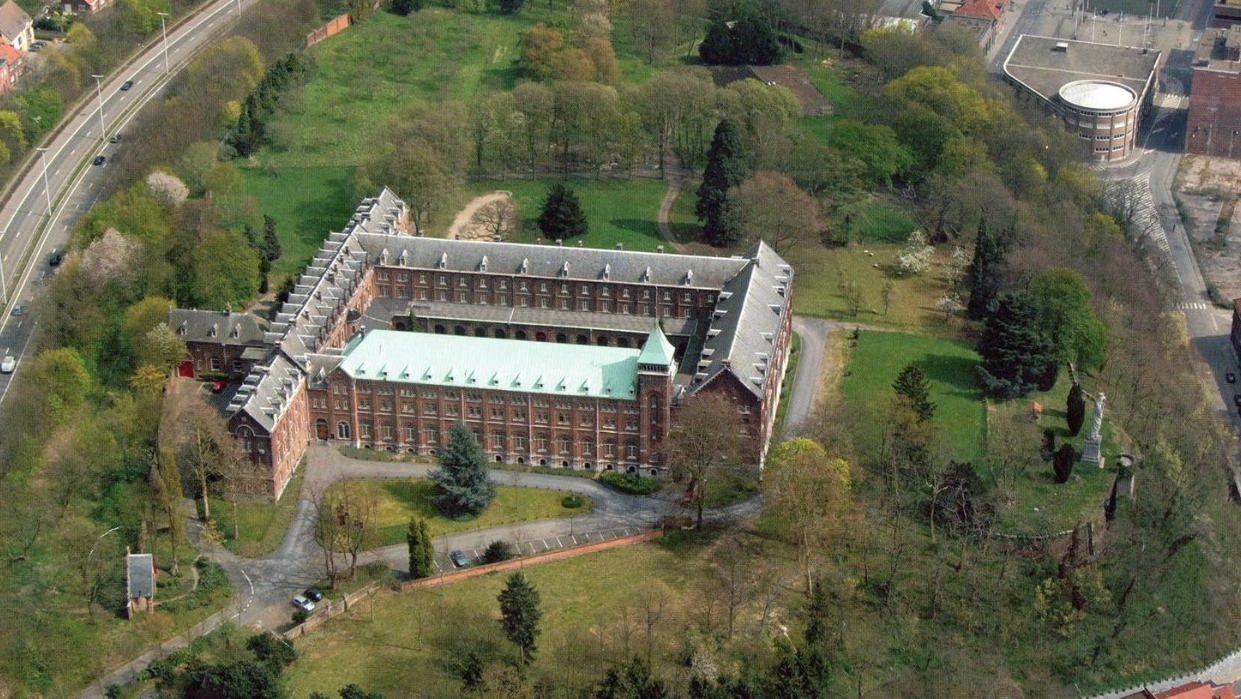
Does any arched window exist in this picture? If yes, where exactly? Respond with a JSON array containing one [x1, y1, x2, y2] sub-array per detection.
[[237, 426, 254, 453], [336, 422, 351, 440], [494, 328, 507, 339]]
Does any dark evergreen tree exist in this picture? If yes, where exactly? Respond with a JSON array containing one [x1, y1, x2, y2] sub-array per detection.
[[1040, 428, 1056, 462], [261, 215, 282, 262], [966, 217, 1014, 321], [976, 291, 1059, 399], [892, 364, 936, 422], [429, 424, 496, 517], [246, 632, 296, 673], [594, 657, 673, 699], [698, 15, 784, 65], [1053, 443, 1077, 484], [497, 0, 524, 14], [498, 571, 542, 665], [1066, 381, 1086, 436], [696, 119, 748, 247], [406, 516, 434, 579], [181, 660, 283, 699], [391, 0, 420, 14], [483, 540, 516, 563], [460, 651, 486, 692], [339, 685, 387, 699], [537, 182, 588, 241]]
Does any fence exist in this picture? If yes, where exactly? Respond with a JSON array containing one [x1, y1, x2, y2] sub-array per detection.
[[285, 582, 380, 640], [305, 14, 350, 48]]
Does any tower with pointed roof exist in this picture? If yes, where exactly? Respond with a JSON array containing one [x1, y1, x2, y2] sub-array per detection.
[[637, 322, 675, 468]]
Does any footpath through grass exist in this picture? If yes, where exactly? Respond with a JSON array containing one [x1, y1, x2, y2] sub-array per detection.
[[841, 330, 985, 462], [328, 478, 591, 547]]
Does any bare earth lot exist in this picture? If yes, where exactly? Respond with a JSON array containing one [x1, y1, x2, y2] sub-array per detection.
[[1178, 155, 1241, 300]]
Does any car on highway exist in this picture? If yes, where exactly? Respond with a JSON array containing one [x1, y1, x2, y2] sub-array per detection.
[[303, 588, 324, 603], [1233, 394, 1241, 407], [292, 595, 315, 613], [1228, 372, 1236, 384], [120, 79, 134, 91], [10, 304, 23, 316], [1, 354, 15, 374], [109, 133, 122, 144], [92, 155, 106, 166], [47, 248, 64, 266], [450, 550, 469, 568]]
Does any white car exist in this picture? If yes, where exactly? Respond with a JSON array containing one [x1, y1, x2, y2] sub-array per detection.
[[292, 594, 315, 613], [0, 355, 14, 374]]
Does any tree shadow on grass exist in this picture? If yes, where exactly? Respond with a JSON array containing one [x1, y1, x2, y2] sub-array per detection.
[[916, 351, 981, 398], [288, 167, 358, 251], [609, 218, 661, 238]]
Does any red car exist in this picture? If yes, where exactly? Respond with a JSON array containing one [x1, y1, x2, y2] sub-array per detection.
[[211, 380, 226, 394]]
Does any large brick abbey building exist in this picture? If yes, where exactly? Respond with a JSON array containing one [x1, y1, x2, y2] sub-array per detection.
[[177, 189, 795, 499]]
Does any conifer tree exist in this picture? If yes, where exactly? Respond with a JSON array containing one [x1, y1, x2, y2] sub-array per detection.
[[892, 364, 936, 422], [1066, 381, 1086, 437], [498, 571, 542, 665], [976, 291, 1058, 399], [696, 119, 748, 247], [429, 424, 496, 517], [406, 516, 434, 579], [537, 182, 588, 241]]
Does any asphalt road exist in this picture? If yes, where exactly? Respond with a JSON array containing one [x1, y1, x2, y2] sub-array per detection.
[[0, 0, 260, 406]]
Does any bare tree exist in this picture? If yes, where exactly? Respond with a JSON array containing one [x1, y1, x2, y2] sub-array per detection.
[[161, 388, 243, 521], [475, 197, 520, 241], [666, 392, 744, 528], [713, 535, 755, 639], [764, 438, 853, 592]]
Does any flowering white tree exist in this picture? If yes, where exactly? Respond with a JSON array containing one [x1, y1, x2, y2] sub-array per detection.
[[897, 230, 933, 275], [146, 170, 189, 207], [936, 292, 965, 320]]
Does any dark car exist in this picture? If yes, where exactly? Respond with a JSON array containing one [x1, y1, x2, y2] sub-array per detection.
[[450, 550, 469, 568], [1233, 394, 1241, 407], [120, 79, 134, 91], [1228, 372, 1236, 384], [92, 155, 105, 166], [304, 588, 324, 602], [47, 248, 64, 267], [109, 133, 122, 144], [10, 304, 23, 316]]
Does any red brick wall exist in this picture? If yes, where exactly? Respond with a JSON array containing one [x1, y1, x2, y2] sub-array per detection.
[[305, 14, 350, 48], [1187, 68, 1241, 157]]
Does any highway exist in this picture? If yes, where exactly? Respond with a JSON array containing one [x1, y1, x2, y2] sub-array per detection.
[[0, 0, 257, 405]]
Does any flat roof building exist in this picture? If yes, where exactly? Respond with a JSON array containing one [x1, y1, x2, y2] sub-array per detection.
[[1003, 35, 1161, 162], [1187, 26, 1241, 157]]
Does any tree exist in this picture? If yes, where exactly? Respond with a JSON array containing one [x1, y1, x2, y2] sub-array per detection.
[[896, 230, 934, 275], [191, 230, 261, 311], [154, 445, 186, 575], [1067, 381, 1086, 437], [727, 172, 820, 253], [666, 392, 744, 528], [498, 571, 542, 665], [475, 198, 520, 240], [824, 120, 912, 190], [698, 15, 783, 66], [358, 137, 459, 235], [483, 540, 516, 563], [892, 364, 936, 422], [696, 119, 748, 247], [976, 291, 1059, 399], [162, 388, 244, 521], [536, 182, 588, 241], [519, 24, 563, 80], [391, 0, 421, 14], [497, 0, 524, 13], [764, 438, 852, 592], [966, 216, 1013, 321], [406, 516, 434, 579], [594, 657, 673, 699], [260, 214, 282, 263], [1027, 267, 1107, 371], [1052, 443, 1076, 484], [181, 660, 283, 699], [430, 424, 496, 517], [247, 631, 297, 673]]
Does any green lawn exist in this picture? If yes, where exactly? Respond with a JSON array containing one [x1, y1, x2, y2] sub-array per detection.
[[214, 461, 307, 558], [467, 177, 673, 252], [841, 330, 985, 462], [284, 544, 709, 698], [327, 478, 591, 547], [242, 166, 358, 277]]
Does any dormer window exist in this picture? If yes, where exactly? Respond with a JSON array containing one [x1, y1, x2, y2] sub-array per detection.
[[480, 255, 488, 272], [520, 258, 529, 274], [208, 323, 218, 337], [178, 321, 187, 335], [438, 253, 448, 269]]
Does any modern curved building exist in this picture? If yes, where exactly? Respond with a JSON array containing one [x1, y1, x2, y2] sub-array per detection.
[[1004, 36, 1161, 163], [1057, 80, 1140, 161]]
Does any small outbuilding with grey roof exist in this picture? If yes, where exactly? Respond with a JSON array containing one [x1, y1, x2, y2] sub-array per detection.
[[1003, 35, 1161, 162], [126, 552, 155, 618]]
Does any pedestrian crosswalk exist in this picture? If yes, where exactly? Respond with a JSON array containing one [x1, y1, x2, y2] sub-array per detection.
[[1127, 172, 1171, 255], [1176, 301, 1211, 311]]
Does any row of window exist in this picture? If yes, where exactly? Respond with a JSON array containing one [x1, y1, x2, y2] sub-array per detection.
[[323, 386, 640, 414], [382, 286, 692, 318], [374, 270, 711, 305], [327, 420, 641, 458]]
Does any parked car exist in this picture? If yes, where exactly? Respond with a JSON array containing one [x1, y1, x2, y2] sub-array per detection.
[[1227, 372, 1236, 384], [1, 354, 15, 374], [120, 79, 134, 91], [211, 379, 227, 394], [29, 41, 44, 51], [303, 588, 324, 603], [47, 248, 64, 266], [450, 550, 469, 568], [92, 155, 105, 166], [292, 595, 315, 612]]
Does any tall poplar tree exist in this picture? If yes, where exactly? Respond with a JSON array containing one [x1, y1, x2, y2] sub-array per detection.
[[696, 119, 748, 247]]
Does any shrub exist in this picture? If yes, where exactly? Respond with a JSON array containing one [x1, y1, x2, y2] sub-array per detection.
[[600, 471, 661, 495], [484, 540, 517, 563], [292, 608, 308, 626], [561, 494, 585, 509]]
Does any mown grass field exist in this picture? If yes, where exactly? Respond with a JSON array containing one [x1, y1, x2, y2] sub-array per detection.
[[242, 166, 358, 276], [840, 330, 985, 462], [468, 177, 674, 252], [325, 478, 590, 547]]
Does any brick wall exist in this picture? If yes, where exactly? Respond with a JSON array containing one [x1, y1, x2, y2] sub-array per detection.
[[305, 13, 350, 48]]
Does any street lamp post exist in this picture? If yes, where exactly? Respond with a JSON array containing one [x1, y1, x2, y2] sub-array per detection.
[[157, 12, 170, 75], [35, 147, 52, 214], [91, 74, 106, 141]]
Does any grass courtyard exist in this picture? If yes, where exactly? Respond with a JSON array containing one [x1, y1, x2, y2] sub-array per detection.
[[325, 478, 590, 547]]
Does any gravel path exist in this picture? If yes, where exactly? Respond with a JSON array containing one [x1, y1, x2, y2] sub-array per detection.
[[448, 191, 511, 240]]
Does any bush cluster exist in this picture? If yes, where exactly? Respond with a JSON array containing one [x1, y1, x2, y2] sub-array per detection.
[[229, 52, 316, 157], [599, 471, 661, 495]]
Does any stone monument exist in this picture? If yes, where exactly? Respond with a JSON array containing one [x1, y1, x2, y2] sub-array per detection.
[[1081, 391, 1105, 465]]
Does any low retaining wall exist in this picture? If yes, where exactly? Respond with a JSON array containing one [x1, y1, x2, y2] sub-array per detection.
[[306, 14, 349, 48], [283, 530, 661, 641]]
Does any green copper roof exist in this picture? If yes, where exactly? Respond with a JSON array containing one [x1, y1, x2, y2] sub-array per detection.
[[339, 329, 642, 400], [637, 323, 675, 368]]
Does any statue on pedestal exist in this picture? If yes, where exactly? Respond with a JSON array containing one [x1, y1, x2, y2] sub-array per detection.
[[1081, 391, 1105, 465]]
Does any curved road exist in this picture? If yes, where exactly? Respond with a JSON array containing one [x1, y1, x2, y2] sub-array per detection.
[[0, 0, 259, 405]]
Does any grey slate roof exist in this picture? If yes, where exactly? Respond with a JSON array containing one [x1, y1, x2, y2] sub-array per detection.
[[410, 302, 698, 336], [688, 241, 793, 400], [352, 234, 751, 290], [127, 553, 154, 599], [0, 1, 30, 44], [169, 308, 268, 346]]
